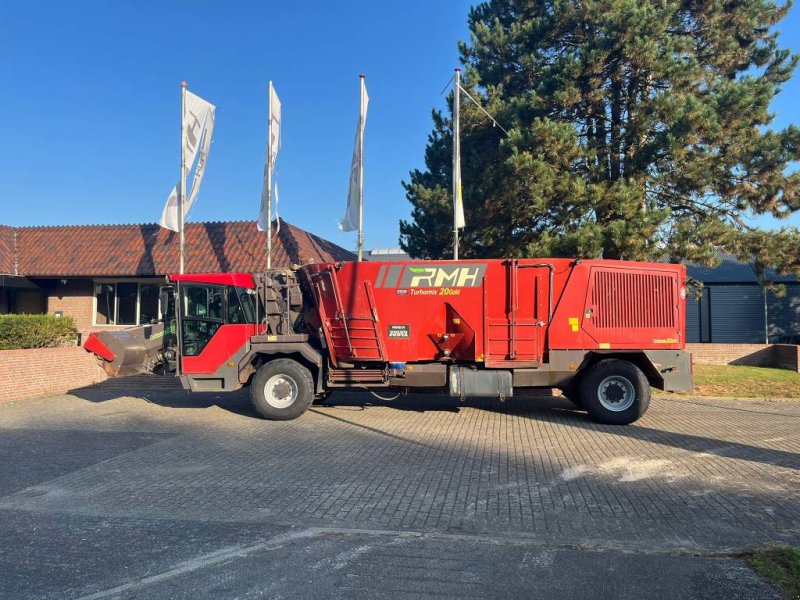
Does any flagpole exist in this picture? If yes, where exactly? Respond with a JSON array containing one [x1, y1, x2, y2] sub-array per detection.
[[357, 74, 365, 262], [452, 68, 461, 261], [179, 81, 187, 274], [267, 81, 274, 270]]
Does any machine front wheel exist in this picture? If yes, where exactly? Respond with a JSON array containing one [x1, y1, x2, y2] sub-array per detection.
[[579, 359, 650, 425], [250, 359, 314, 420]]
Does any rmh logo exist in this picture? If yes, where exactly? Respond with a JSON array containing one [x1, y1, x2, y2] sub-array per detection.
[[406, 266, 482, 288], [375, 263, 488, 289]]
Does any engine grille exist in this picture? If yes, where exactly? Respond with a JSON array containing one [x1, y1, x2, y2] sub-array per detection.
[[592, 270, 675, 329]]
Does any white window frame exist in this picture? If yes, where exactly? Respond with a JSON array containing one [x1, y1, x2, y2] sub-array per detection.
[[92, 278, 166, 327]]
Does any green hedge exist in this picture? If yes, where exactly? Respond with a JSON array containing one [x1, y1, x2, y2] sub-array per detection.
[[0, 314, 79, 350]]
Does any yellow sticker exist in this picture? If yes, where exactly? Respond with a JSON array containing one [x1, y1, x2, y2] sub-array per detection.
[[599, 343, 611, 349], [267, 335, 277, 342], [653, 338, 678, 344], [568, 317, 580, 332], [452, 318, 461, 325]]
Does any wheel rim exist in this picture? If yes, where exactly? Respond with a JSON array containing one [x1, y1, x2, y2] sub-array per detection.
[[264, 374, 299, 409], [597, 375, 636, 412]]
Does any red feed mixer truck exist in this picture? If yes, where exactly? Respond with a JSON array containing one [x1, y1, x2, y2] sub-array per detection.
[[84, 258, 693, 425]]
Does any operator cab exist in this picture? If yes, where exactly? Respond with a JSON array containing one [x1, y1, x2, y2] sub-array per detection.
[[164, 272, 274, 380]]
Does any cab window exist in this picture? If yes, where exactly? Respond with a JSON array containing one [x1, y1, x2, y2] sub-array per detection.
[[185, 286, 223, 320], [180, 284, 224, 357], [227, 286, 258, 324]]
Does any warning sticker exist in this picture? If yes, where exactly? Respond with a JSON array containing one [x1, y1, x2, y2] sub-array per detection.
[[388, 325, 410, 339]]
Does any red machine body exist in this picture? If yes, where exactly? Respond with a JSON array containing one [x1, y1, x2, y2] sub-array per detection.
[[85, 258, 692, 424], [302, 258, 686, 368]]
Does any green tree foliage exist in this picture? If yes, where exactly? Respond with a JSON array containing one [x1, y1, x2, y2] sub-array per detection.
[[401, 0, 800, 275]]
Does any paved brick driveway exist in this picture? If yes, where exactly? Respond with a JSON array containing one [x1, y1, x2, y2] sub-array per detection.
[[0, 377, 798, 598]]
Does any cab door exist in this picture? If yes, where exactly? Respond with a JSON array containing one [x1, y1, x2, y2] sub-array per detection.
[[178, 282, 261, 376], [178, 282, 226, 375], [224, 285, 261, 359]]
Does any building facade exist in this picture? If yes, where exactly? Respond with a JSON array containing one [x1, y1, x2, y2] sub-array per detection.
[[0, 220, 355, 342], [4, 225, 798, 346], [685, 254, 800, 344]]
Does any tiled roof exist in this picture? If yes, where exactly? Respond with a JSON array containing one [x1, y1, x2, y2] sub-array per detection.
[[0, 226, 14, 274], [11, 220, 355, 277], [685, 249, 797, 284], [685, 251, 760, 283]]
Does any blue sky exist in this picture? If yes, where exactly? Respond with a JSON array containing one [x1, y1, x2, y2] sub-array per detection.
[[1, 0, 798, 252]]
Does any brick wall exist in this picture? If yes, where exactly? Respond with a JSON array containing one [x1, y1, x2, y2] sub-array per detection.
[[43, 279, 149, 344], [0, 346, 107, 404], [46, 279, 95, 340], [687, 343, 800, 372], [774, 344, 800, 372]]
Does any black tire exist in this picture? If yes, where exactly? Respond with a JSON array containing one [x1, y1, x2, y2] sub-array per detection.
[[579, 359, 650, 425], [250, 359, 314, 420]]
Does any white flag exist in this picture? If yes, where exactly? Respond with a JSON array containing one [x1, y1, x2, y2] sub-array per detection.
[[160, 91, 216, 231], [258, 83, 281, 232], [340, 79, 368, 232], [454, 155, 465, 229]]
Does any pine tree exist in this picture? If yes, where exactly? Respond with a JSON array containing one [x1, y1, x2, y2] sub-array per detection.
[[401, 0, 800, 276]]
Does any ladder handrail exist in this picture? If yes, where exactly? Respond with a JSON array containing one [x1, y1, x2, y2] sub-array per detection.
[[323, 269, 354, 356], [363, 280, 386, 360]]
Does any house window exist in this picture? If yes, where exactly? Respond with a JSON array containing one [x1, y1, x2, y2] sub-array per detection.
[[94, 280, 164, 326], [139, 284, 160, 325], [117, 282, 138, 325], [95, 284, 115, 325]]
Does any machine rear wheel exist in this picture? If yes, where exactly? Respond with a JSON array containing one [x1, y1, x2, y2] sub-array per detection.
[[579, 359, 650, 425], [250, 359, 313, 420]]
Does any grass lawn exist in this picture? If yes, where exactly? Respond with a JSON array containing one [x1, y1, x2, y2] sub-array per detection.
[[687, 364, 800, 398], [748, 547, 800, 599]]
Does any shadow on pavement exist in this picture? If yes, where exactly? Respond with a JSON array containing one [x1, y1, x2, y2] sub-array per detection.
[[68, 378, 799, 471], [67, 375, 259, 419], [484, 395, 800, 472], [657, 395, 800, 418], [7, 379, 799, 575], [322, 392, 800, 472]]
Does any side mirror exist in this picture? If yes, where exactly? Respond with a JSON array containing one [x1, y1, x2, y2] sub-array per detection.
[[159, 286, 175, 320]]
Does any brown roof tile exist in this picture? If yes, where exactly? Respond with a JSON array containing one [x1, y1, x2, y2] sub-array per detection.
[[0, 226, 15, 274], [14, 219, 355, 277]]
